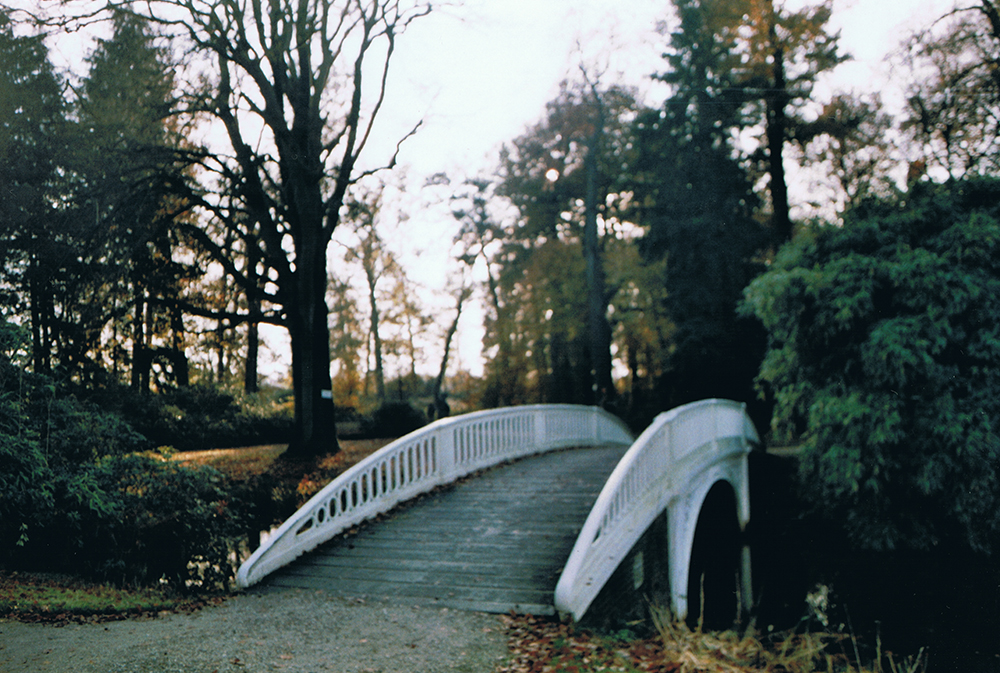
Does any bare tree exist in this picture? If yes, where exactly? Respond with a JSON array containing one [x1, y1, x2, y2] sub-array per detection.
[[901, 0, 1000, 179], [49, 0, 433, 456]]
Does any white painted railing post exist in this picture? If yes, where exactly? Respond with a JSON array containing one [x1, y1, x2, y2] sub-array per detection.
[[534, 406, 548, 450], [438, 423, 456, 482]]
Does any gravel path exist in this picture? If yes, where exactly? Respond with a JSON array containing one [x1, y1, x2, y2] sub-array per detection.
[[0, 586, 511, 673]]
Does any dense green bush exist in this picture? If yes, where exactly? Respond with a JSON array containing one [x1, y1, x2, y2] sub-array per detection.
[[0, 323, 51, 552], [741, 179, 1000, 554], [12, 453, 247, 588], [90, 383, 293, 451], [0, 322, 256, 588], [41, 397, 150, 463], [0, 434, 52, 551], [57, 455, 247, 587]]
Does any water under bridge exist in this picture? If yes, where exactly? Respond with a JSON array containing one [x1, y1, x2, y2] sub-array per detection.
[[236, 400, 760, 625]]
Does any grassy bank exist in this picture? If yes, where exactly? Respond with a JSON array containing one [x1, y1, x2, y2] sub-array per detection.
[[0, 571, 218, 624], [0, 439, 393, 624], [173, 438, 393, 491]]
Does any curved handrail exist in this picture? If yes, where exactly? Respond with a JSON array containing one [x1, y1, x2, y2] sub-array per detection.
[[554, 399, 759, 621], [236, 404, 633, 588]]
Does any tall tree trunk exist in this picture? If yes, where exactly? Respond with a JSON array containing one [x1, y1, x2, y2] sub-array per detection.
[[245, 239, 260, 393], [131, 282, 145, 390], [766, 15, 792, 243], [280, 111, 339, 458], [583, 101, 616, 406], [216, 320, 227, 383], [171, 304, 189, 386], [481, 251, 514, 406], [365, 267, 386, 402], [285, 246, 338, 457], [143, 292, 154, 391], [433, 285, 470, 416], [28, 259, 51, 375], [112, 304, 120, 380], [245, 320, 259, 392]]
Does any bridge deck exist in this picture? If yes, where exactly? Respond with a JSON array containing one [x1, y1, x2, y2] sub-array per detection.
[[266, 444, 629, 615]]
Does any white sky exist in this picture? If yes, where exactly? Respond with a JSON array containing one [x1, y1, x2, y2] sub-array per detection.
[[377, 0, 959, 175]]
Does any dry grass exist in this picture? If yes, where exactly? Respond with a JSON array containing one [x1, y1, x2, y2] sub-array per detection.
[[653, 618, 841, 673], [171, 438, 397, 509], [496, 610, 928, 673], [172, 444, 288, 479], [171, 439, 394, 482], [649, 607, 928, 673]]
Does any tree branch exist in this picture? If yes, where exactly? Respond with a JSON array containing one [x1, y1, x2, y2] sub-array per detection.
[[150, 294, 285, 327]]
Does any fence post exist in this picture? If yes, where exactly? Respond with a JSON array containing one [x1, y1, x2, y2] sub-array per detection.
[[534, 406, 548, 451], [437, 421, 456, 482]]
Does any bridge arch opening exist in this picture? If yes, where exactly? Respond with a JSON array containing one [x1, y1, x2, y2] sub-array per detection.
[[686, 480, 743, 630]]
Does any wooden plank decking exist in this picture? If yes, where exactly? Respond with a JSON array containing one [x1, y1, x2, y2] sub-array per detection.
[[265, 444, 629, 615]]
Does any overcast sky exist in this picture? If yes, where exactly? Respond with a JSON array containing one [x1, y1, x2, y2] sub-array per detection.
[[374, 0, 959, 179]]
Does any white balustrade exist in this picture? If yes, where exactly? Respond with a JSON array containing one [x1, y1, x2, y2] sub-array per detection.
[[235, 404, 633, 589], [554, 399, 760, 622]]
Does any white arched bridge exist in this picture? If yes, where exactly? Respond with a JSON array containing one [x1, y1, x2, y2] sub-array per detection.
[[236, 399, 760, 625]]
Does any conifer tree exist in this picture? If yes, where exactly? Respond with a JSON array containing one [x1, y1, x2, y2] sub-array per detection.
[[76, 11, 196, 389], [0, 10, 70, 376], [631, 0, 766, 409], [631, 0, 845, 413]]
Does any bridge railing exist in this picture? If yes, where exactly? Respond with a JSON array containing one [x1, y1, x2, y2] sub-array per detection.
[[236, 404, 633, 588], [554, 399, 759, 621]]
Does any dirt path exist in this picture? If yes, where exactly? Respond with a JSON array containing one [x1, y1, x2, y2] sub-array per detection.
[[0, 585, 509, 673]]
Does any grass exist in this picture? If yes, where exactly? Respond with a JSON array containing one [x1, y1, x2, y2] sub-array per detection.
[[172, 443, 288, 479], [0, 571, 216, 624]]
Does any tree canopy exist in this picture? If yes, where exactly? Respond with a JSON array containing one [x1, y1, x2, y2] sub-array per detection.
[[742, 179, 1000, 554]]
